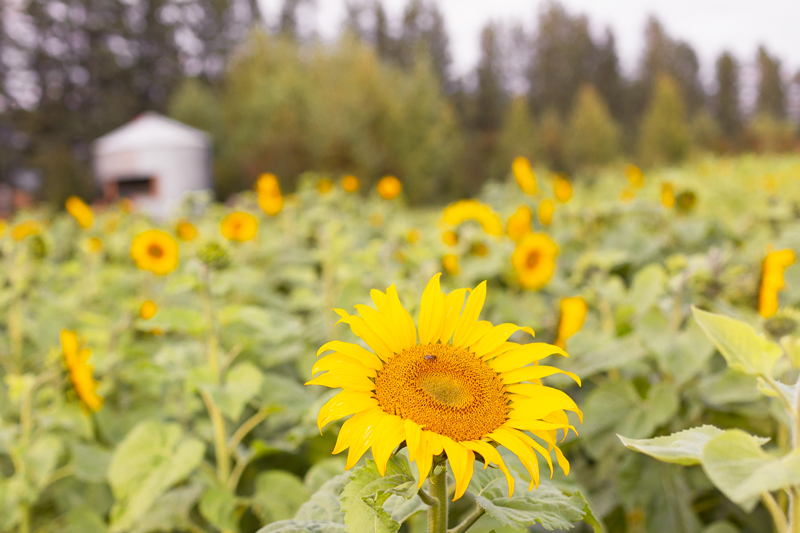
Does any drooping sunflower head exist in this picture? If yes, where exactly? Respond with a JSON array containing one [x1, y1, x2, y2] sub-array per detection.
[[555, 296, 588, 349], [130, 229, 179, 275], [377, 176, 402, 200], [759, 248, 796, 318], [512, 233, 559, 290], [176, 219, 198, 241], [220, 212, 258, 242], [441, 200, 503, 237], [511, 156, 537, 195], [60, 330, 103, 412], [307, 274, 581, 500], [66, 196, 94, 229], [341, 175, 360, 193]]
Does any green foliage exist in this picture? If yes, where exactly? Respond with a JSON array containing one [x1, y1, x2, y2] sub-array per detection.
[[565, 85, 621, 168], [638, 74, 691, 166]]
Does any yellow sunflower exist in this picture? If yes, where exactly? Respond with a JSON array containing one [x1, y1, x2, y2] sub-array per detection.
[[317, 178, 334, 195], [220, 212, 258, 242], [507, 206, 533, 241], [625, 164, 644, 188], [86, 237, 104, 254], [538, 200, 555, 227], [553, 175, 573, 203], [66, 196, 94, 229], [660, 182, 676, 208], [130, 229, 180, 275], [442, 200, 503, 237], [256, 173, 280, 194], [442, 230, 458, 247], [11, 220, 41, 241], [555, 297, 587, 349], [342, 175, 360, 193], [175, 219, 198, 241], [0, 220, 7, 238], [139, 300, 158, 320], [406, 229, 421, 244], [512, 233, 559, 290], [308, 274, 579, 499], [759, 248, 796, 318], [377, 176, 402, 200], [619, 186, 636, 203], [442, 254, 459, 275], [60, 330, 103, 412], [511, 157, 537, 195]]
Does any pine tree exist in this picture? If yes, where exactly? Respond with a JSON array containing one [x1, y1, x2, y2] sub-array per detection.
[[373, 1, 394, 61], [474, 23, 506, 132], [593, 29, 626, 124], [756, 46, 786, 119], [565, 85, 620, 168], [638, 74, 690, 166], [714, 52, 741, 142]]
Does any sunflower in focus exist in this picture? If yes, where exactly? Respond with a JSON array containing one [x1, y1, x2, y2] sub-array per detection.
[[555, 297, 587, 349], [538, 200, 555, 227], [759, 248, 796, 318], [342, 175, 360, 193], [60, 330, 103, 412], [553, 175, 573, 203], [308, 274, 579, 499], [377, 176, 402, 200], [511, 157, 537, 195], [507, 206, 532, 241], [66, 196, 94, 229], [221, 212, 258, 242], [660, 182, 676, 208], [12, 220, 41, 241], [130, 229, 179, 275], [512, 233, 559, 290], [175, 219, 198, 241], [442, 200, 503, 237]]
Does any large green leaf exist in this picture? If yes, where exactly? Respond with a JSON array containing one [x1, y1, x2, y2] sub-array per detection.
[[253, 471, 309, 523], [619, 425, 725, 466], [692, 307, 783, 376], [340, 455, 419, 533], [107, 420, 205, 532], [72, 442, 112, 483], [199, 486, 239, 532], [210, 361, 265, 420], [138, 307, 205, 335], [130, 485, 204, 533], [258, 474, 349, 533], [468, 466, 586, 530]]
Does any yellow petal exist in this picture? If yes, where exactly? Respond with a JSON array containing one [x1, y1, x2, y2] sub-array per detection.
[[371, 289, 388, 314], [305, 371, 375, 392], [497, 364, 579, 386], [553, 445, 570, 475], [418, 274, 444, 344], [317, 390, 379, 431], [440, 436, 474, 501], [504, 418, 573, 433], [335, 315, 394, 361], [333, 408, 370, 454], [452, 281, 487, 347], [386, 285, 417, 351], [355, 304, 403, 354], [416, 443, 434, 488], [435, 288, 469, 344], [506, 385, 583, 422], [481, 342, 520, 361], [461, 440, 515, 497], [405, 419, 424, 463], [463, 320, 495, 349], [490, 344, 567, 373], [488, 427, 540, 490], [472, 324, 535, 358], [515, 431, 554, 479], [372, 415, 406, 475], [312, 354, 376, 378], [317, 341, 383, 371], [346, 408, 386, 469]]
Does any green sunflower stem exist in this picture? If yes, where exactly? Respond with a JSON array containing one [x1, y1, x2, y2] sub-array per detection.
[[428, 458, 448, 533]]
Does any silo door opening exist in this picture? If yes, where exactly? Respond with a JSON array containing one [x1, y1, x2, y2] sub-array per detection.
[[105, 176, 156, 201]]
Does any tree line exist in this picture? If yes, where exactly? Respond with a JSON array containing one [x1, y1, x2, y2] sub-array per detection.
[[1, 0, 798, 206]]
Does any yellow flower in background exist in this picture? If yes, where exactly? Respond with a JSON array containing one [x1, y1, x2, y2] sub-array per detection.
[[538, 200, 555, 227], [625, 165, 644, 188], [555, 297, 588, 349], [317, 178, 334, 195], [221, 211, 258, 242], [512, 156, 537, 195], [87, 237, 104, 254], [258, 193, 284, 216], [442, 230, 458, 247], [130, 229, 179, 275], [66, 196, 94, 229], [406, 228, 421, 244], [759, 248, 796, 318], [553, 175, 573, 203], [175, 219, 198, 241], [762, 174, 777, 191], [470, 242, 489, 257], [308, 274, 579, 499], [60, 330, 103, 412], [660, 182, 676, 208], [342, 175, 360, 193], [620, 187, 636, 203], [0, 220, 7, 238], [507, 206, 533, 241], [377, 176, 402, 200], [512, 233, 559, 290], [12, 220, 41, 241], [442, 253, 459, 274], [139, 300, 158, 320], [442, 200, 503, 237], [256, 173, 280, 194]]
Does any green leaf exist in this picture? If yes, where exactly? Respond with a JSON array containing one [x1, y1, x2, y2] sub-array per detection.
[[72, 443, 112, 483], [340, 455, 419, 533], [108, 420, 205, 532], [211, 361, 265, 420], [258, 475, 349, 533], [701, 429, 789, 511], [66, 506, 108, 533], [572, 491, 605, 533], [468, 466, 586, 530], [26, 435, 63, 491], [253, 471, 309, 523], [619, 426, 725, 466], [258, 521, 347, 533], [139, 307, 205, 335], [199, 486, 239, 532], [692, 307, 783, 376], [304, 458, 347, 493], [130, 485, 204, 533]]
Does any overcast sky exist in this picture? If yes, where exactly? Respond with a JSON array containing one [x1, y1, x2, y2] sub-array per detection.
[[258, 0, 800, 85]]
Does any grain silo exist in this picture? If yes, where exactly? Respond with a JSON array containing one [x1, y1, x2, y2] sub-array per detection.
[[93, 112, 212, 217]]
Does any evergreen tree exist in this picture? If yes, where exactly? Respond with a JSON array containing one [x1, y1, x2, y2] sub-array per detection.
[[638, 74, 690, 166], [565, 85, 620, 168], [538, 108, 566, 171], [593, 29, 627, 124], [756, 46, 786, 119], [373, 1, 394, 62], [714, 52, 741, 141], [393, 0, 452, 91], [474, 23, 506, 132], [493, 97, 540, 177]]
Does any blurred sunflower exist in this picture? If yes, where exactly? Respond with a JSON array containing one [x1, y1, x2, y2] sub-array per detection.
[[377, 176, 402, 200], [441, 230, 458, 247], [511, 156, 537, 195], [317, 178, 334, 195], [139, 300, 158, 320], [342, 175, 360, 193], [60, 330, 103, 412], [308, 274, 579, 499], [554, 297, 587, 349], [66, 196, 94, 229], [625, 165, 644, 188], [256, 173, 280, 194], [538, 200, 555, 227], [175, 219, 198, 241], [220, 212, 258, 242], [553, 175, 573, 203], [442, 253, 459, 275], [406, 228, 421, 244], [660, 182, 676, 208], [86, 237, 104, 254], [442, 200, 503, 237], [507, 206, 533, 241], [0, 220, 7, 238], [512, 233, 559, 290], [759, 248, 796, 318], [619, 187, 636, 203], [130, 229, 179, 275], [675, 190, 697, 212], [12, 220, 41, 241], [470, 242, 489, 257]]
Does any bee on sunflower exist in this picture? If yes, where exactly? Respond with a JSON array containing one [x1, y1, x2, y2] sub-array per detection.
[[60, 330, 103, 412], [307, 274, 580, 507]]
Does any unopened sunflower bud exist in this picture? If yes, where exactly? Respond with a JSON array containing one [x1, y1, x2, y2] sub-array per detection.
[[198, 241, 230, 270]]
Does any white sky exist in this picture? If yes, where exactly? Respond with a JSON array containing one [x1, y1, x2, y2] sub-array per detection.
[[258, 0, 800, 84]]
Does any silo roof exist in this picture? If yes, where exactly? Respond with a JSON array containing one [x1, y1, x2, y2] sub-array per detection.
[[94, 112, 209, 155]]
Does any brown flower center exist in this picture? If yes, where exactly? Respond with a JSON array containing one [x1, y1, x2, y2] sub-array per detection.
[[148, 244, 164, 258], [526, 249, 541, 269]]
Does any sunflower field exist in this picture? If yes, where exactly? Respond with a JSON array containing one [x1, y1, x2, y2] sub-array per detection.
[[1, 155, 800, 533]]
